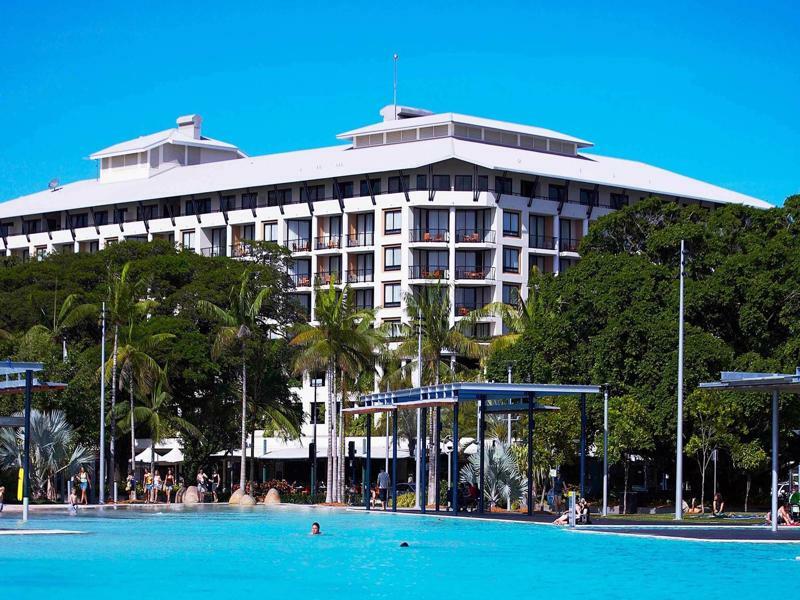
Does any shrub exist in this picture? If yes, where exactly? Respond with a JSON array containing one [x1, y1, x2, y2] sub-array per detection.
[[397, 492, 416, 508]]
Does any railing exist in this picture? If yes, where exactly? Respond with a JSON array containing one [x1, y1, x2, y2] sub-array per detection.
[[409, 265, 449, 280], [454, 302, 486, 317], [529, 235, 557, 250], [314, 235, 342, 250], [455, 229, 495, 243], [454, 266, 495, 280], [560, 238, 581, 252], [200, 246, 226, 257], [345, 269, 374, 283], [464, 324, 493, 340], [409, 228, 449, 243], [315, 271, 342, 285], [347, 232, 375, 247], [229, 243, 254, 258], [286, 238, 311, 252], [290, 273, 313, 287]]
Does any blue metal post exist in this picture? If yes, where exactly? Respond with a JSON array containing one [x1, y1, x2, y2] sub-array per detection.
[[420, 408, 427, 513], [365, 413, 372, 510], [392, 409, 398, 512], [434, 406, 441, 512], [452, 402, 459, 513], [527, 392, 534, 516], [580, 393, 586, 498], [478, 395, 486, 515], [22, 370, 32, 521]]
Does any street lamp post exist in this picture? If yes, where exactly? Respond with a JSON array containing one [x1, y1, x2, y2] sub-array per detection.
[[675, 239, 686, 520], [99, 302, 106, 504], [603, 383, 609, 516]]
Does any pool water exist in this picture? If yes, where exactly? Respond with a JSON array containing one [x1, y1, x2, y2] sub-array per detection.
[[1, 505, 796, 598]]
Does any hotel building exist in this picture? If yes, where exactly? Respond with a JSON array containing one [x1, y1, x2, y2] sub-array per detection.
[[0, 106, 768, 445]]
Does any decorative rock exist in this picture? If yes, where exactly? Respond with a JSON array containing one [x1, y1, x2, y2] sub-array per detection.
[[182, 486, 199, 504], [263, 488, 281, 505], [239, 494, 256, 506], [229, 488, 244, 505]]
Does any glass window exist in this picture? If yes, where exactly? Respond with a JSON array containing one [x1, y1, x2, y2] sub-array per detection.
[[355, 289, 373, 310], [114, 208, 128, 224], [384, 283, 402, 307], [384, 210, 401, 234], [520, 180, 536, 198], [503, 284, 520, 305], [383, 319, 402, 338], [267, 188, 292, 206], [580, 189, 596, 206], [301, 184, 326, 202], [495, 176, 513, 195], [70, 214, 88, 228], [360, 178, 381, 197], [181, 230, 195, 250], [384, 246, 401, 271], [477, 175, 489, 191], [610, 193, 629, 209], [388, 175, 410, 194], [94, 211, 108, 226], [548, 184, 566, 203], [432, 175, 450, 191], [503, 211, 520, 237], [416, 174, 427, 190], [336, 181, 354, 199], [503, 247, 520, 273], [264, 222, 278, 242], [241, 192, 258, 210], [454, 175, 472, 191]]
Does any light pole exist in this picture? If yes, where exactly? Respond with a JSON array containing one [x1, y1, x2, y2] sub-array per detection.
[[99, 302, 106, 504], [310, 375, 322, 501], [506, 362, 513, 510], [675, 239, 686, 520], [414, 306, 423, 510], [603, 383, 609, 516]]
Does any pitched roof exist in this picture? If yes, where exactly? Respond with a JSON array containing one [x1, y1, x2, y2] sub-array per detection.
[[89, 128, 242, 159]]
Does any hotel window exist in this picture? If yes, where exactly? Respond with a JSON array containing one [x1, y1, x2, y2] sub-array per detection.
[[548, 184, 566, 203], [503, 211, 520, 237], [416, 174, 427, 190], [355, 289, 374, 310], [23, 220, 40, 234], [388, 175, 410, 194], [360, 178, 381, 197], [495, 176, 513, 195], [455, 175, 472, 191], [46, 216, 59, 231], [503, 247, 520, 273], [181, 230, 196, 250], [94, 211, 108, 226], [113, 208, 127, 224], [502, 283, 520, 305], [105, 238, 118, 246], [384, 283, 402, 307], [241, 192, 258, 210], [137, 205, 158, 220], [432, 175, 451, 191], [0, 223, 10, 237], [335, 181, 354, 199], [520, 180, 536, 198], [186, 198, 211, 215], [384, 246, 401, 271], [610, 193, 629, 209], [221, 195, 237, 211], [70, 214, 88, 229], [263, 222, 278, 242], [35, 246, 47, 260], [267, 188, 292, 206], [301, 184, 326, 202], [241, 224, 255, 241], [579, 189, 597, 206], [384, 210, 401, 234], [383, 318, 403, 339], [87, 241, 99, 254], [477, 175, 489, 191]]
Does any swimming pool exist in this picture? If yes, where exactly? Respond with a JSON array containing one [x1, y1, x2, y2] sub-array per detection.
[[1, 505, 796, 598]]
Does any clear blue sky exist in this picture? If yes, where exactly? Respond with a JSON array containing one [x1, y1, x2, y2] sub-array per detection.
[[1, 1, 797, 206]]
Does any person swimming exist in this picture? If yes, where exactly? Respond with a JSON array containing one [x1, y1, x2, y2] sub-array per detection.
[[311, 522, 321, 535]]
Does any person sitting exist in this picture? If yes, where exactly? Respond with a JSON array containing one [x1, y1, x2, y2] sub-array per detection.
[[577, 499, 592, 524], [682, 497, 703, 514], [789, 486, 800, 519], [712, 492, 725, 517], [766, 502, 797, 526], [553, 501, 582, 525]]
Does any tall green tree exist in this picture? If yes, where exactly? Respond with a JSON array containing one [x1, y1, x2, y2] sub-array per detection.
[[606, 395, 654, 514]]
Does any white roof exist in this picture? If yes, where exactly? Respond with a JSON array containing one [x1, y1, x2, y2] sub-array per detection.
[[89, 128, 242, 159], [337, 112, 593, 147], [0, 137, 769, 217], [134, 447, 163, 463], [157, 447, 184, 463]]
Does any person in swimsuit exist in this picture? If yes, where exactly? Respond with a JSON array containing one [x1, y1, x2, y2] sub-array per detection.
[[310, 522, 321, 535], [126, 470, 136, 502], [197, 469, 207, 502], [164, 469, 175, 505], [68, 487, 78, 514], [78, 466, 90, 505], [712, 492, 725, 516], [144, 469, 153, 504], [211, 469, 220, 503], [153, 470, 162, 503]]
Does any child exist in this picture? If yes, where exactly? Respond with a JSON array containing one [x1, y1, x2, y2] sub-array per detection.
[[68, 487, 78, 514]]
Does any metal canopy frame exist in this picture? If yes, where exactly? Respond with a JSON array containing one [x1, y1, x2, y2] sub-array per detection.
[[699, 369, 800, 532], [354, 381, 601, 517]]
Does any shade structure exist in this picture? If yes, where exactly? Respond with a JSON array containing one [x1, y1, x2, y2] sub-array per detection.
[[135, 447, 164, 464], [157, 447, 184, 464]]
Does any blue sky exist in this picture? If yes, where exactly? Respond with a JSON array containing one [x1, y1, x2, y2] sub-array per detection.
[[0, 1, 797, 206]]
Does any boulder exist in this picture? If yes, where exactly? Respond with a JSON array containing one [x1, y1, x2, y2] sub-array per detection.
[[240, 494, 257, 506], [263, 488, 281, 505], [182, 486, 199, 504], [228, 488, 244, 505]]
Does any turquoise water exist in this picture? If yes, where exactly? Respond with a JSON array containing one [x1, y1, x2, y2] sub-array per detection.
[[1, 505, 797, 599]]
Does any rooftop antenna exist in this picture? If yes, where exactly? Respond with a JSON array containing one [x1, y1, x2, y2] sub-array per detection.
[[48, 178, 60, 192], [393, 53, 399, 119]]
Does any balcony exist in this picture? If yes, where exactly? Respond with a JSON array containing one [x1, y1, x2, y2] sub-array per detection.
[[454, 266, 494, 281], [409, 228, 449, 243], [290, 273, 312, 288], [315, 235, 342, 251], [315, 271, 342, 286], [560, 238, 581, 252], [454, 301, 486, 317], [200, 246, 226, 257], [345, 268, 374, 284], [455, 229, 495, 244], [229, 243, 254, 258], [409, 265, 449, 280], [286, 237, 311, 253], [347, 232, 374, 248], [529, 235, 557, 250]]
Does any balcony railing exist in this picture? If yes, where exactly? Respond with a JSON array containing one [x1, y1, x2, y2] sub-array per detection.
[[315, 271, 342, 285], [560, 238, 581, 252], [455, 229, 495, 243], [529, 235, 557, 250], [345, 268, 374, 284], [200, 246, 226, 257], [286, 237, 311, 252], [409, 265, 449, 280], [229, 243, 253, 258], [315, 235, 342, 250], [347, 232, 375, 247], [454, 301, 486, 317], [454, 266, 495, 280], [409, 228, 449, 243], [290, 273, 313, 287]]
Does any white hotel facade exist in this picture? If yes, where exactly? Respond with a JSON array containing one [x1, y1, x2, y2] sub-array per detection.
[[0, 105, 768, 445]]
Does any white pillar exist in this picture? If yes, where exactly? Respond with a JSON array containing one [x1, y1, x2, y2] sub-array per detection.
[[771, 390, 779, 533]]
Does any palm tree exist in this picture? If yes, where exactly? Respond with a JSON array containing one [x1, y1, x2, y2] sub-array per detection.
[[398, 282, 483, 501], [290, 281, 383, 503], [0, 410, 95, 501], [197, 267, 271, 493], [459, 440, 527, 509], [22, 292, 95, 362]]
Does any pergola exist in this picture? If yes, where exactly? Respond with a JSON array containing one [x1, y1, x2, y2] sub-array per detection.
[[0, 360, 68, 521], [348, 381, 601, 515], [699, 369, 800, 532]]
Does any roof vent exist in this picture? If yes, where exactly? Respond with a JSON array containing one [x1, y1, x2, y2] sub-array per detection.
[[176, 114, 202, 139], [379, 105, 434, 122]]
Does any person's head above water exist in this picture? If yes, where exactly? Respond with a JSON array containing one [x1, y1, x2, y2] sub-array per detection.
[[311, 522, 321, 535]]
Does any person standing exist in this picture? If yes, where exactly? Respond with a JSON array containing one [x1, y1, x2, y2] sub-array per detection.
[[126, 470, 136, 502], [377, 468, 390, 510], [153, 470, 162, 503], [196, 469, 207, 502], [164, 469, 175, 505], [211, 469, 220, 503], [77, 466, 90, 505], [143, 469, 153, 504]]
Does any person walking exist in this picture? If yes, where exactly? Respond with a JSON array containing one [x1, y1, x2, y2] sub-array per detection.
[[77, 466, 90, 505], [377, 467, 390, 510], [143, 469, 153, 504], [196, 469, 207, 502], [164, 469, 175, 505], [126, 470, 136, 502], [211, 469, 220, 503], [153, 470, 162, 503]]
